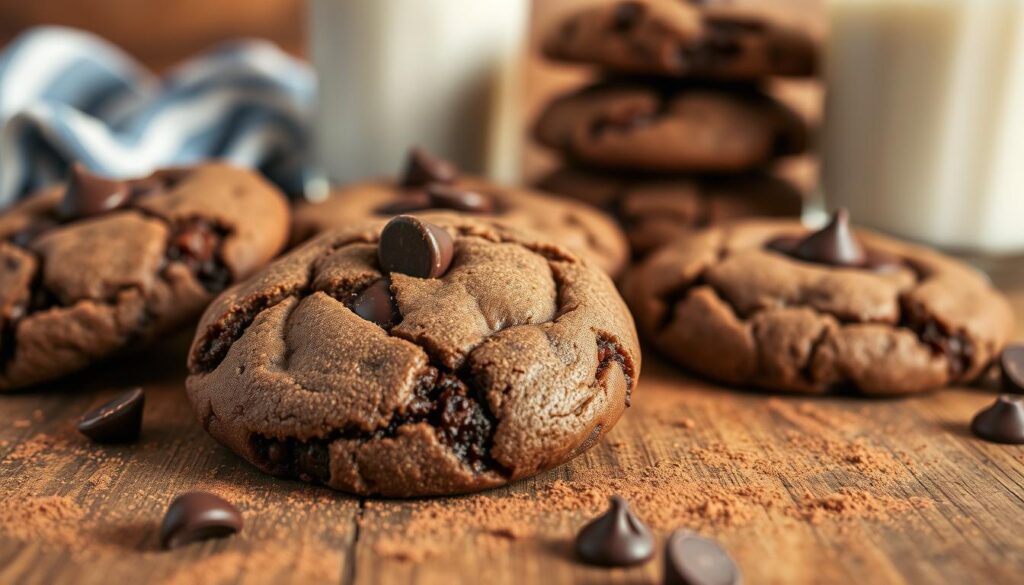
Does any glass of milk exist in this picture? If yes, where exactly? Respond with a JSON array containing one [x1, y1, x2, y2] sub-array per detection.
[[822, 0, 1024, 268], [308, 0, 529, 188]]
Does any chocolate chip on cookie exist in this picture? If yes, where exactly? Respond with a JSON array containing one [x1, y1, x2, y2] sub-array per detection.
[[291, 153, 630, 278], [58, 164, 132, 220], [378, 216, 454, 279], [399, 146, 459, 188], [0, 163, 290, 390], [624, 219, 1014, 395], [185, 216, 640, 496], [771, 208, 866, 267], [351, 278, 399, 328]]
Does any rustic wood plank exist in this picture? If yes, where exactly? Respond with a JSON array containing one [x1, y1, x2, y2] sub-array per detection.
[[0, 332, 359, 585]]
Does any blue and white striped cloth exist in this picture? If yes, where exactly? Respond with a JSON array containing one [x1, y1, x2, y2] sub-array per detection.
[[0, 26, 315, 207]]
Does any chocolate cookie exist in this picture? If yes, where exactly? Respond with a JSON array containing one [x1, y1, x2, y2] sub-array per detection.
[[534, 80, 808, 173], [292, 149, 630, 277], [537, 167, 803, 256], [185, 215, 640, 497], [543, 0, 818, 79], [623, 213, 1014, 395], [0, 163, 289, 390]]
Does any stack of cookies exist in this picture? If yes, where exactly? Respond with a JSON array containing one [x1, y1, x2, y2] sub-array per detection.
[[533, 0, 819, 256]]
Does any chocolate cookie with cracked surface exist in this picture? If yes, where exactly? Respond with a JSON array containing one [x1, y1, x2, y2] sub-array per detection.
[[185, 215, 640, 496], [537, 167, 803, 256], [291, 151, 630, 278], [534, 80, 808, 173], [543, 0, 818, 79], [0, 163, 289, 390], [623, 214, 1013, 395]]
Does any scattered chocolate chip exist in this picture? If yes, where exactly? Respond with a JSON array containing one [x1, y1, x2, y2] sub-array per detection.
[[575, 496, 654, 567], [612, 1, 646, 32], [399, 147, 459, 188], [971, 395, 1024, 444], [791, 209, 866, 267], [77, 387, 144, 443], [1000, 345, 1024, 394], [160, 492, 243, 549], [378, 216, 454, 279], [352, 278, 399, 328], [664, 530, 741, 585], [427, 184, 495, 213], [58, 163, 132, 220]]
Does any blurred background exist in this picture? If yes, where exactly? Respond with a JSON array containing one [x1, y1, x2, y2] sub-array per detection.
[[0, 0, 824, 184]]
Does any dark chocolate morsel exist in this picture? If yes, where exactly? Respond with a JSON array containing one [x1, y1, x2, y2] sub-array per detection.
[[77, 387, 145, 443], [59, 163, 132, 220], [971, 395, 1024, 444], [575, 495, 654, 567], [427, 184, 495, 213], [1000, 345, 1024, 394], [378, 216, 454, 279], [399, 147, 459, 188], [664, 530, 741, 585], [351, 278, 399, 328], [160, 492, 243, 549], [792, 208, 867, 267]]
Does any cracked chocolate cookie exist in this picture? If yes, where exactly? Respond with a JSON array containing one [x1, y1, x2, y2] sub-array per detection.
[[0, 163, 289, 390], [537, 167, 803, 256], [185, 215, 640, 497], [534, 80, 808, 173], [623, 212, 1014, 395], [292, 149, 630, 278], [543, 0, 818, 79]]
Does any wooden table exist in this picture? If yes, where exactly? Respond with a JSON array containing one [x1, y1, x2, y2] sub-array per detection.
[[0, 284, 1021, 585]]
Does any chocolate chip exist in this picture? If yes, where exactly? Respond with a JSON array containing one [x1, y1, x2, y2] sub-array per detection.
[[427, 184, 495, 213], [1000, 345, 1024, 394], [77, 387, 144, 443], [352, 278, 399, 328], [399, 147, 459, 188], [664, 530, 741, 585], [971, 395, 1024, 444], [160, 492, 243, 549], [59, 163, 131, 220], [575, 496, 654, 567], [791, 209, 867, 267], [378, 216, 454, 279], [166, 220, 231, 292], [612, 1, 646, 32]]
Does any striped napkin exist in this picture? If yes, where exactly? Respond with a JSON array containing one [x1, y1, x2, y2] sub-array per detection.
[[0, 26, 315, 207]]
